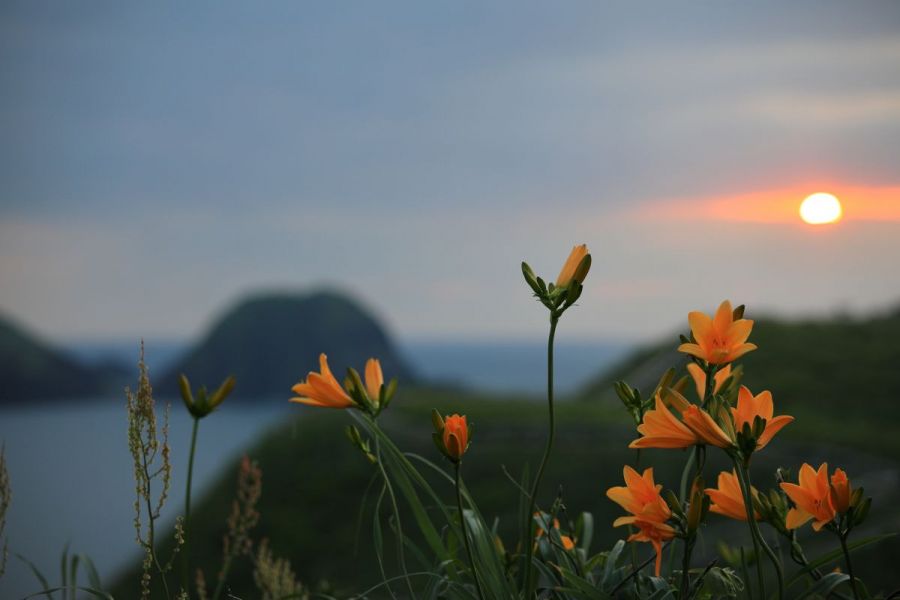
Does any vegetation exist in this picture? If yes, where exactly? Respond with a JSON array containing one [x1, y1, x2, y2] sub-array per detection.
[[6, 262, 900, 598], [99, 250, 899, 599]]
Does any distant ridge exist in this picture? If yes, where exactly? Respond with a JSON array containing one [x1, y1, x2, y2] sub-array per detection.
[[579, 304, 900, 420], [0, 314, 127, 403], [160, 290, 414, 400]]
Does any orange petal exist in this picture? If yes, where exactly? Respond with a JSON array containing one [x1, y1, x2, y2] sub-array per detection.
[[713, 301, 734, 336], [677, 342, 706, 361], [364, 358, 383, 401], [785, 508, 813, 530], [687, 312, 713, 345], [756, 415, 793, 449], [726, 318, 754, 346]]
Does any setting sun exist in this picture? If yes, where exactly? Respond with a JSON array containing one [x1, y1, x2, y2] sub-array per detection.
[[800, 193, 843, 224]]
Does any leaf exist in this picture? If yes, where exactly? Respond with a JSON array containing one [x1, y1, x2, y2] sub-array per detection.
[[79, 554, 103, 591], [15, 553, 52, 600], [577, 512, 594, 552], [794, 572, 851, 599], [786, 533, 895, 586], [601, 540, 626, 587]]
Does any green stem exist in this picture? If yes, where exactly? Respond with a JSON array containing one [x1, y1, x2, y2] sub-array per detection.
[[182, 417, 200, 597], [839, 532, 860, 600], [522, 313, 559, 593], [735, 460, 783, 600], [680, 537, 694, 599], [455, 464, 485, 600]]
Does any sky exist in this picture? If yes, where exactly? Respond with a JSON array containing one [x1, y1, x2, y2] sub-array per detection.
[[1, 2, 899, 344]]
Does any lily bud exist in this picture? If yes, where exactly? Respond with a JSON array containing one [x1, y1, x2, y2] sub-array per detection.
[[433, 412, 470, 463], [556, 244, 590, 287], [180, 373, 235, 419], [829, 468, 852, 514]]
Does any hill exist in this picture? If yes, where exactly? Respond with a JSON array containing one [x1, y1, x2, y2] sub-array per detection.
[[0, 314, 127, 404], [160, 291, 415, 400], [579, 305, 900, 454]]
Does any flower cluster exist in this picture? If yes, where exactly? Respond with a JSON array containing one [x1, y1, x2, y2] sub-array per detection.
[[607, 299, 873, 599]]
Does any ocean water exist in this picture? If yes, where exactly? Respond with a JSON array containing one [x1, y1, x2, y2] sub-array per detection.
[[401, 340, 628, 395], [0, 400, 287, 599]]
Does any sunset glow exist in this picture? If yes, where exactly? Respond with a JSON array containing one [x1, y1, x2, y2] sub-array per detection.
[[800, 193, 843, 225], [632, 185, 900, 224]]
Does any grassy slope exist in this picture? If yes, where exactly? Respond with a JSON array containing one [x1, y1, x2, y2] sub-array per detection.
[[112, 308, 900, 597], [581, 307, 900, 458]]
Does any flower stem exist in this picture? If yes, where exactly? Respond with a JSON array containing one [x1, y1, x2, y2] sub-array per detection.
[[523, 312, 559, 593], [680, 537, 694, 600], [182, 416, 199, 596], [455, 464, 485, 600], [735, 459, 784, 600], [839, 532, 860, 600]]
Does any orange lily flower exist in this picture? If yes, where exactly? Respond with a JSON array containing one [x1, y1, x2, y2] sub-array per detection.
[[678, 300, 757, 364], [607, 466, 675, 576], [731, 386, 793, 450], [442, 414, 469, 460], [686, 363, 731, 401], [555, 244, 590, 287], [831, 468, 852, 514], [629, 394, 698, 449], [681, 404, 733, 449], [290, 353, 354, 408], [705, 470, 759, 521], [780, 463, 837, 531]]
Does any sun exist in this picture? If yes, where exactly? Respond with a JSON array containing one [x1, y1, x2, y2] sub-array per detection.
[[799, 193, 843, 225]]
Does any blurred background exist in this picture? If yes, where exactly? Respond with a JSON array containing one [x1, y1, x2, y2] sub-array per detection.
[[1, 2, 899, 598]]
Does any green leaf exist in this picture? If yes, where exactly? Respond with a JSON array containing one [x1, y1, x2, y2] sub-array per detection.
[[577, 512, 594, 552], [601, 539, 626, 587], [786, 533, 895, 586], [79, 554, 103, 591], [794, 572, 850, 599], [15, 553, 52, 600]]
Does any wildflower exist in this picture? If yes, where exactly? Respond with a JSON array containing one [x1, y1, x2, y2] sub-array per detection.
[[780, 463, 837, 531], [706, 470, 759, 521], [830, 469, 852, 514], [607, 466, 675, 576], [686, 363, 731, 400], [432, 412, 470, 462], [678, 300, 757, 365], [629, 394, 698, 449], [681, 404, 733, 449], [555, 244, 591, 287], [290, 354, 352, 408], [731, 386, 793, 450]]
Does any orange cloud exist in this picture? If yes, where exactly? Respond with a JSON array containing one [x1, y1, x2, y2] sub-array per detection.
[[634, 185, 900, 224]]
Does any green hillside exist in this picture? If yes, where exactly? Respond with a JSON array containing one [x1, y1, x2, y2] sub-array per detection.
[[581, 305, 900, 456], [0, 314, 125, 404], [160, 291, 415, 400]]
